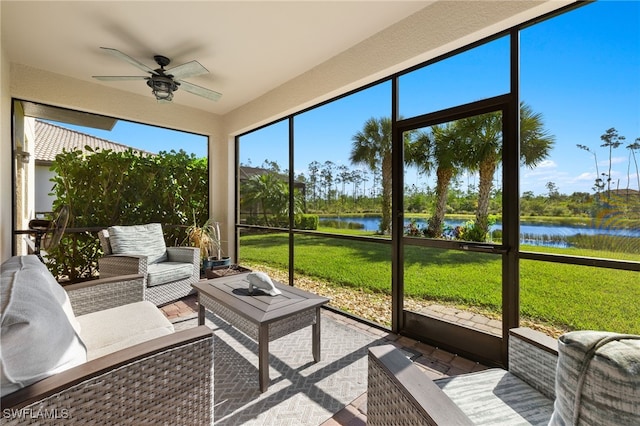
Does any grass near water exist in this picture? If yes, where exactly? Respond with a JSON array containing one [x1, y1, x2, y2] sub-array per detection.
[[240, 231, 639, 334]]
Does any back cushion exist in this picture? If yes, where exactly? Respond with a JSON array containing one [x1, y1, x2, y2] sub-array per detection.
[[1, 255, 87, 397], [108, 223, 168, 264], [549, 330, 640, 426]]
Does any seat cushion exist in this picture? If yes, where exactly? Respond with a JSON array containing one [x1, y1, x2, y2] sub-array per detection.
[[0, 255, 87, 397], [435, 368, 554, 425], [549, 330, 640, 426], [77, 301, 174, 360], [108, 223, 168, 264], [146, 262, 193, 287]]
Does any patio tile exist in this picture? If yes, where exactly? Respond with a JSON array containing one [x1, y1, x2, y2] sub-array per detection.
[[451, 354, 479, 371], [446, 367, 474, 377], [415, 341, 437, 356], [328, 405, 361, 425], [455, 310, 475, 320], [396, 335, 418, 348], [162, 304, 179, 314], [161, 294, 487, 425], [413, 356, 450, 376], [414, 361, 447, 380], [431, 347, 456, 363], [350, 392, 367, 415]]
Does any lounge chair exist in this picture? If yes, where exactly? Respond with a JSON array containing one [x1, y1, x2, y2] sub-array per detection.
[[368, 327, 640, 425], [98, 223, 200, 306], [1, 255, 213, 424]]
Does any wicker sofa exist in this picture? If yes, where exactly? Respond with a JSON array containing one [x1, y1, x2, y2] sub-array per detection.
[[1, 255, 213, 424], [98, 223, 200, 306], [368, 327, 640, 425]]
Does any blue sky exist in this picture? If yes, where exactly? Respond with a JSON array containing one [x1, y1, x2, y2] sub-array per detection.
[[54, 1, 639, 197], [54, 121, 209, 158]]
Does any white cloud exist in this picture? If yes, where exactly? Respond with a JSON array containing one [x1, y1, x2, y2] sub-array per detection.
[[574, 172, 596, 182], [610, 156, 627, 165], [598, 155, 627, 166], [536, 159, 557, 169]]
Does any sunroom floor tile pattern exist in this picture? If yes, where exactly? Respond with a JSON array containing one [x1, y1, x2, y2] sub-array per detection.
[[163, 295, 487, 425], [174, 308, 380, 425]]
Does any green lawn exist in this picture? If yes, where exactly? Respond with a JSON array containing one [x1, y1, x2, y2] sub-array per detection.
[[239, 231, 639, 334]]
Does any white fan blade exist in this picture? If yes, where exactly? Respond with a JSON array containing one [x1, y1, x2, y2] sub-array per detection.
[[93, 76, 148, 81], [100, 47, 155, 74], [167, 60, 208, 80], [178, 81, 222, 102]]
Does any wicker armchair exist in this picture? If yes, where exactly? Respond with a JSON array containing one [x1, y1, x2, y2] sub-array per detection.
[[369, 327, 640, 425], [367, 328, 558, 425], [1, 259, 213, 425], [98, 223, 200, 306]]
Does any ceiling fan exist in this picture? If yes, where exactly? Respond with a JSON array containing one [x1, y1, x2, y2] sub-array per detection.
[[93, 47, 222, 103]]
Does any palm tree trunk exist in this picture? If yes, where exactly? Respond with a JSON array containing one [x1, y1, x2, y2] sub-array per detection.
[[380, 154, 393, 234], [632, 148, 640, 198], [427, 167, 453, 237], [476, 158, 497, 236]]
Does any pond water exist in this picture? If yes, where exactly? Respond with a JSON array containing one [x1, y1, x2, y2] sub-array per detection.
[[321, 216, 640, 248]]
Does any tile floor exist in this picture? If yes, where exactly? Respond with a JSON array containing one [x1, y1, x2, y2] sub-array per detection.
[[160, 295, 487, 426]]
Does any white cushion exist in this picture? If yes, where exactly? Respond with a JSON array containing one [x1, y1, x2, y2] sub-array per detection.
[[549, 330, 640, 426], [77, 301, 174, 360], [147, 262, 193, 287], [108, 223, 168, 264], [436, 368, 554, 425], [1, 255, 87, 397]]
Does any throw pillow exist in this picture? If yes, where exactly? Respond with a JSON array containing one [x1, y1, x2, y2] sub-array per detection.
[[108, 223, 168, 264], [549, 330, 640, 426], [1, 255, 87, 397]]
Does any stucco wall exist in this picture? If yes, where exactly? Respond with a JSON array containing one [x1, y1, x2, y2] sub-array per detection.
[[34, 165, 55, 215], [1, 10, 12, 262]]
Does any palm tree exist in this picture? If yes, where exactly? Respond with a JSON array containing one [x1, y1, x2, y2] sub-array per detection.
[[459, 103, 555, 236], [456, 112, 502, 236], [242, 172, 289, 225], [350, 117, 396, 234], [407, 123, 465, 237], [599, 127, 625, 195]]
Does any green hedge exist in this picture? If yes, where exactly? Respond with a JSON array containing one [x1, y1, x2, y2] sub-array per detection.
[[244, 214, 318, 230], [47, 147, 208, 282], [295, 214, 318, 230]]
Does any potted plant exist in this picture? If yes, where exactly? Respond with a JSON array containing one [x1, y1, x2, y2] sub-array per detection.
[[186, 218, 230, 271]]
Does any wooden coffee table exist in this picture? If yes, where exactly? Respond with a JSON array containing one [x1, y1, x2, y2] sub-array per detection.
[[192, 273, 329, 392]]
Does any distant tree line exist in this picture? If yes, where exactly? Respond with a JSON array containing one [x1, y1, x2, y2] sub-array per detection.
[[243, 102, 557, 239], [241, 120, 640, 239]]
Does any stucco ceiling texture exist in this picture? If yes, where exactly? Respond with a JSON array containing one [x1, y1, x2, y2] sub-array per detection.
[[1, 1, 432, 115]]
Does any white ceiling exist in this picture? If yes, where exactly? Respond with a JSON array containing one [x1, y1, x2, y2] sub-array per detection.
[[1, 1, 433, 115]]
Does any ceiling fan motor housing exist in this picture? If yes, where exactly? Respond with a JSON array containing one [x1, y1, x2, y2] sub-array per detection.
[[153, 55, 171, 68]]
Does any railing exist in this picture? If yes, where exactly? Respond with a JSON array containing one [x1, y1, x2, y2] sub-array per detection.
[[14, 224, 191, 284]]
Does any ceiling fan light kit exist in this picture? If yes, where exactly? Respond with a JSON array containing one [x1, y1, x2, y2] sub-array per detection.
[[92, 47, 222, 103], [147, 75, 178, 102]]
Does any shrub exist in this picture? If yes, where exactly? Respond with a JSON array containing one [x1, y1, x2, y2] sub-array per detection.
[[295, 214, 319, 230], [319, 219, 364, 230], [47, 147, 208, 282]]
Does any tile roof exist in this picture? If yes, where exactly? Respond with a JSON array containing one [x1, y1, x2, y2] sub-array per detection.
[[34, 120, 153, 164]]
